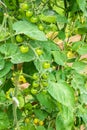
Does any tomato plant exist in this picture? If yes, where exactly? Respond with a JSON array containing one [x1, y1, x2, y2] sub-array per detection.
[[0, 0, 87, 130]]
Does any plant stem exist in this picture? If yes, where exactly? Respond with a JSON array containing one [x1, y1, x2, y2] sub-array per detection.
[[13, 75, 19, 129], [64, 0, 68, 30], [13, 102, 17, 127], [8, 16, 16, 44]]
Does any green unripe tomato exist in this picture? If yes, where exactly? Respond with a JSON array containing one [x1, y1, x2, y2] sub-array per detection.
[[20, 45, 29, 53], [38, 24, 44, 31], [31, 88, 38, 95], [16, 35, 23, 43], [26, 10, 33, 17], [32, 73, 39, 80], [43, 62, 50, 69], [20, 3, 28, 11], [33, 118, 39, 125], [36, 48, 43, 56], [32, 81, 39, 88], [25, 118, 30, 123], [41, 81, 48, 87], [42, 73, 48, 79], [30, 17, 38, 23]]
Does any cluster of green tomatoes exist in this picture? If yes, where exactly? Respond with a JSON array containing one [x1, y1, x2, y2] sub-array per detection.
[[30, 70, 49, 95], [18, 2, 44, 31]]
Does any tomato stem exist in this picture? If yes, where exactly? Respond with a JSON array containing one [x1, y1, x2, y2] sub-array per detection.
[[13, 75, 19, 129]]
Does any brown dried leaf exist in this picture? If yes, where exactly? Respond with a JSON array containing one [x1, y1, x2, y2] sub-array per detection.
[[66, 63, 73, 67], [19, 82, 30, 90], [55, 34, 81, 50], [80, 125, 85, 130], [80, 54, 87, 60], [69, 34, 81, 43]]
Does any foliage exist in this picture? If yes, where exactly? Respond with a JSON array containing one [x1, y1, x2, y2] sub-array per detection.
[[0, 0, 87, 129]]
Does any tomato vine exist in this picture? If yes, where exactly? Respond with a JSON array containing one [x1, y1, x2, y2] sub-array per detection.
[[0, 0, 87, 130]]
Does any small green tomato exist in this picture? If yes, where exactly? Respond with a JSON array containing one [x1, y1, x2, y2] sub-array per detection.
[[38, 24, 44, 31], [20, 45, 29, 53], [43, 62, 50, 69], [26, 10, 33, 17], [31, 88, 38, 95], [32, 73, 39, 80], [20, 3, 28, 11], [32, 81, 39, 88], [30, 17, 38, 23], [42, 73, 48, 79], [36, 48, 43, 56], [16, 35, 23, 43], [41, 81, 48, 87]]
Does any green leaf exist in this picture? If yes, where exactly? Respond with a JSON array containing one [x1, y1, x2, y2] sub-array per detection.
[[0, 61, 12, 78], [0, 90, 6, 102], [77, 45, 87, 55], [71, 72, 86, 92], [56, 106, 74, 130], [0, 111, 10, 129], [58, 30, 66, 40], [36, 92, 56, 113], [0, 77, 6, 86], [77, 26, 87, 34], [39, 14, 56, 23], [0, 43, 18, 57], [77, 105, 87, 124], [0, 55, 5, 70], [80, 93, 87, 104], [30, 40, 60, 52], [52, 51, 67, 66], [72, 41, 83, 51], [76, 0, 87, 15], [0, 43, 35, 64], [21, 123, 36, 130], [56, 14, 67, 23], [13, 20, 47, 41], [34, 59, 42, 71], [47, 127, 54, 130], [72, 61, 87, 74], [34, 109, 48, 120], [47, 80, 75, 109], [36, 126, 46, 130], [11, 49, 35, 64]]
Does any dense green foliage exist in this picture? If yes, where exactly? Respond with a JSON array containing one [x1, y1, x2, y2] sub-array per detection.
[[0, 0, 87, 130]]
